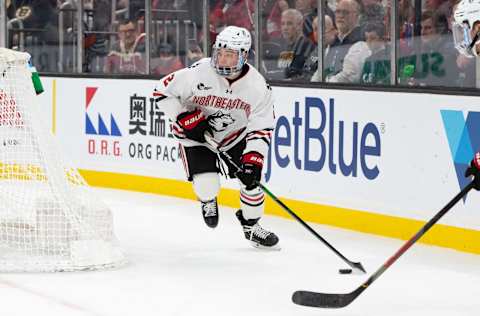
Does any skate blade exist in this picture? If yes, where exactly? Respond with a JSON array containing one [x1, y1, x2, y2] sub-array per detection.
[[250, 241, 281, 251]]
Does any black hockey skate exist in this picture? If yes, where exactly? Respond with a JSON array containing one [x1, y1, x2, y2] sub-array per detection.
[[201, 198, 219, 228], [236, 210, 280, 250]]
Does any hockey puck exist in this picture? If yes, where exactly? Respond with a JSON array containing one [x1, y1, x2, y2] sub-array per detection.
[[339, 269, 353, 274]]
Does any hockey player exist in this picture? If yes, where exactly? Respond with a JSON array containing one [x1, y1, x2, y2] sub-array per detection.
[[465, 152, 480, 190], [153, 26, 279, 249], [453, 0, 480, 57], [452, 2, 480, 189]]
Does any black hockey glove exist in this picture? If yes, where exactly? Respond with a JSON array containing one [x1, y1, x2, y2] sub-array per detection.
[[236, 151, 264, 190], [175, 109, 211, 143], [465, 152, 480, 190]]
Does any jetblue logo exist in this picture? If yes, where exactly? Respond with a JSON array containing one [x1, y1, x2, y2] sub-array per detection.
[[441, 110, 480, 193], [85, 87, 122, 136], [265, 97, 382, 182]]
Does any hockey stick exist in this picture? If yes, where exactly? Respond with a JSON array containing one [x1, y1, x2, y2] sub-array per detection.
[[292, 181, 475, 308], [204, 135, 366, 274]]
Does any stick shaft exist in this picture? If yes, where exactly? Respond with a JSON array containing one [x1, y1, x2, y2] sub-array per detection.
[[292, 181, 475, 308], [205, 135, 364, 272]]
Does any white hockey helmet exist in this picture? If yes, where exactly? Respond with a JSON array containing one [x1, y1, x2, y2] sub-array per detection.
[[453, 0, 480, 57], [211, 26, 251, 76]]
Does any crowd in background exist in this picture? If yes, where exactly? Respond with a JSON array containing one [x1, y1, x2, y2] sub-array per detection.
[[4, 0, 476, 88]]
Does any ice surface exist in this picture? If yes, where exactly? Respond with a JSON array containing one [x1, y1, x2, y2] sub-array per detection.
[[1, 188, 479, 316]]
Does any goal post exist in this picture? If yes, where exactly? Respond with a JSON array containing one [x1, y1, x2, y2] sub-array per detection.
[[0, 48, 126, 272]]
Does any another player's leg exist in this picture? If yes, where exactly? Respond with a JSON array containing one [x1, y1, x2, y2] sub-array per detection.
[[180, 145, 221, 228]]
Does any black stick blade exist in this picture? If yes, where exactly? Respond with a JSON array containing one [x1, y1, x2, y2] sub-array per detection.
[[292, 287, 365, 308], [351, 261, 366, 274]]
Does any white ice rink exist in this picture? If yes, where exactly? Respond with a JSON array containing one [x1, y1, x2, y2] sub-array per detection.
[[1, 188, 479, 316]]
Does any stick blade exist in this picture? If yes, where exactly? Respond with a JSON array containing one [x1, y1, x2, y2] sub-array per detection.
[[351, 261, 366, 274], [292, 287, 362, 308]]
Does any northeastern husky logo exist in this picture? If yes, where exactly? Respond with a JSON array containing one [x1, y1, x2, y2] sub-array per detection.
[[207, 111, 235, 132]]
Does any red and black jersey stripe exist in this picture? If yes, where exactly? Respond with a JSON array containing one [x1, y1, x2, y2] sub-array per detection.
[[246, 128, 273, 146], [219, 127, 247, 149]]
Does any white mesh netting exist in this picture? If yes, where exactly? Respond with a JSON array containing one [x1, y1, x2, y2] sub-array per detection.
[[0, 48, 126, 272]]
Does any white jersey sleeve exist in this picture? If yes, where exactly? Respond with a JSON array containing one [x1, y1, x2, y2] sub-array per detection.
[[244, 82, 274, 158], [153, 61, 202, 120]]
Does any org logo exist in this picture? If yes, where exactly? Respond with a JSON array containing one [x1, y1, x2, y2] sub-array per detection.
[[440, 110, 480, 193], [85, 87, 122, 136]]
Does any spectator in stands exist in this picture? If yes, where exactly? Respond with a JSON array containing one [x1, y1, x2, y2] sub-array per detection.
[[310, 0, 336, 26], [335, 0, 363, 43], [262, 8, 315, 80], [6, 0, 59, 70], [359, 1, 385, 29], [104, 19, 146, 74], [414, 11, 458, 86], [360, 22, 391, 84], [326, 39, 370, 83], [117, 0, 145, 20], [84, 0, 113, 72], [425, 0, 444, 12], [153, 43, 184, 76], [398, 0, 414, 26], [323, 0, 364, 80], [7, 0, 58, 33], [308, 15, 338, 81], [438, 0, 457, 32], [295, 0, 335, 43], [397, 0, 414, 45], [209, 0, 255, 44], [186, 40, 205, 66], [295, 0, 316, 41], [262, 0, 290, 40]]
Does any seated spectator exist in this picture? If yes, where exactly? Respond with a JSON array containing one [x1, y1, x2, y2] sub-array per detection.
[[424, 0, 443, 12], [413, 11, 458, 86], [325, 0, 365, 79], [209, 0, 254, 44], [360, 22, 390, 84], [359, 2, 385, 28], [327, 40, 370, 83], [262, 8, 315, 80], [296, 0, 336, 43], [186, 40, 205, 66], [7, 0, 58, 35], [295, 0, 316, 41], [104, 19, 146, 74], [262, 0, 289, 40], [84, 0, 113, 72], [308, 15, 338, 81], [7, 0, 59, 71], [152, 43, 184, 76]]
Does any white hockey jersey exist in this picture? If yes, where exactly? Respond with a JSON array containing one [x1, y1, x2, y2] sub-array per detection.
[[153, 58, 274, 158]]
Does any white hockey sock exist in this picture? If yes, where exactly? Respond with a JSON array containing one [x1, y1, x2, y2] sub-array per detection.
[[239, 186, 264, 220], [193, 172, 220, 202]]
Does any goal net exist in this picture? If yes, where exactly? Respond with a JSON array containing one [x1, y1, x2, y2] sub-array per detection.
[[0, 48, 126, 272]]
